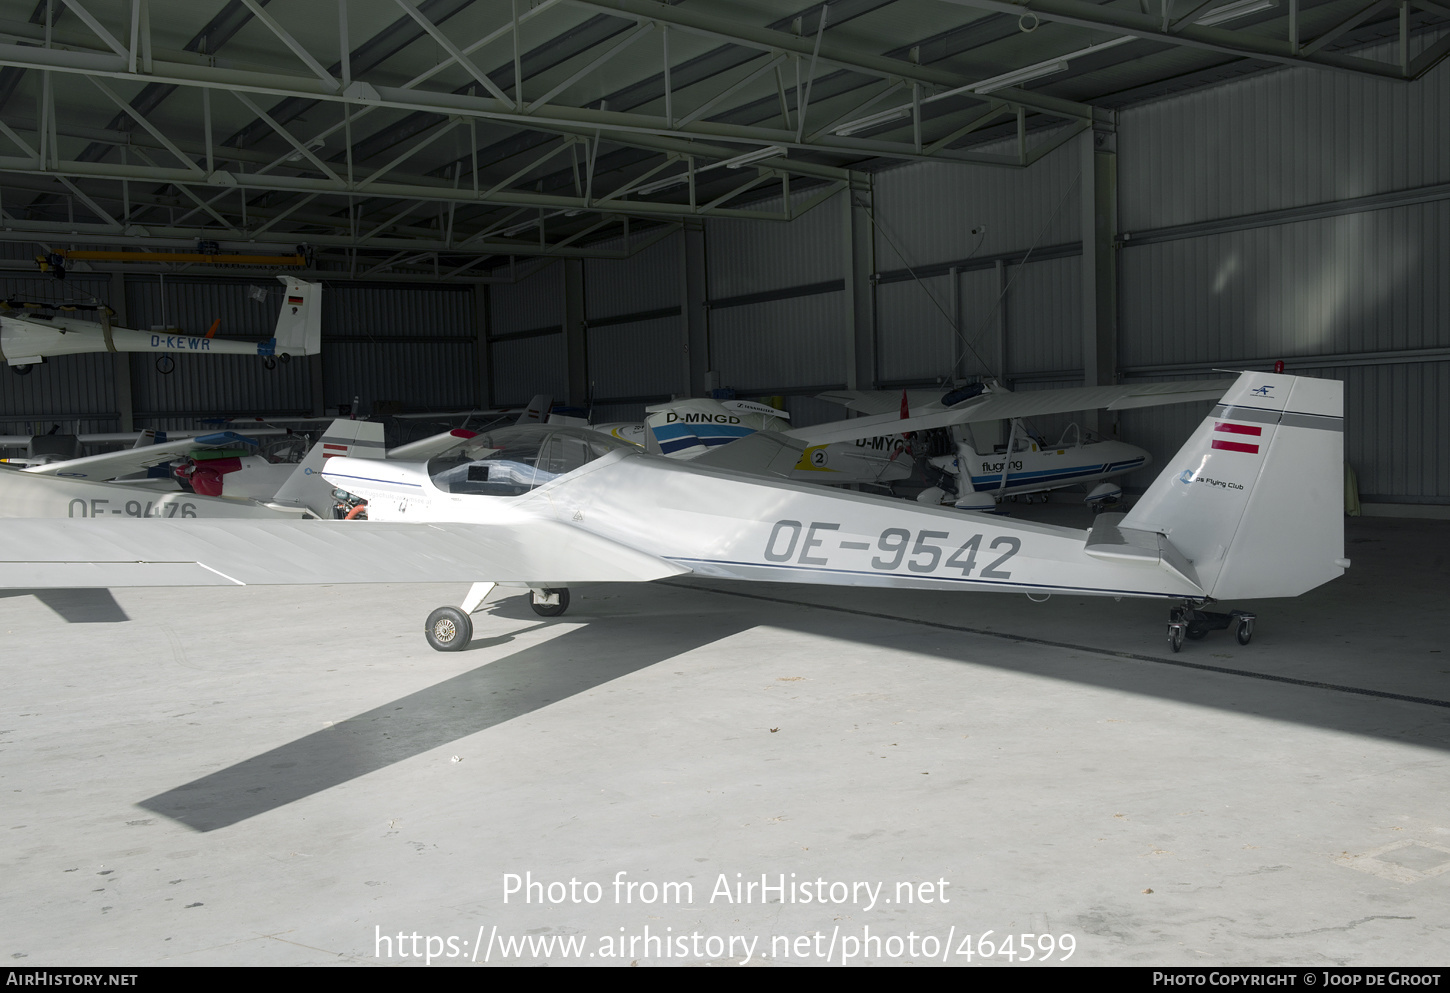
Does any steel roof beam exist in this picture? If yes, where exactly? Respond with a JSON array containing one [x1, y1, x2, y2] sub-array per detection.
[[934, 0, 1426, 80], [0, 156, 800, 222], [0, 212, 670, 260], [0, 42, 864, 180], [564, 0, 1095, 120]]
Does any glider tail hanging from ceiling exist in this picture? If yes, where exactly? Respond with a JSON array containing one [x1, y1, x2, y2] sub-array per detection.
[[1118, 371, 1347, 601], [270, 277, 323, 358]]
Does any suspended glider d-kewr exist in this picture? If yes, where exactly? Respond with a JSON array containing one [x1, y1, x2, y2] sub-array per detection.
[[0, 372, 1348, 654], [0, 276, 321, 371]]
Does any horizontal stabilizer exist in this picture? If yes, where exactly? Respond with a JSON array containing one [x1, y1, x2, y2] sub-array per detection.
[[1083, 513, 1201, 592]]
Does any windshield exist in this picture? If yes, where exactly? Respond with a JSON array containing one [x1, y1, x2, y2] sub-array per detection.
[[427, 425, 633, 496]]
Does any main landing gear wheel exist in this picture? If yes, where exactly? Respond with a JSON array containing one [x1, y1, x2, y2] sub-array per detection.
[[530, 588, 570, 617], [425, 606, 472, 652]]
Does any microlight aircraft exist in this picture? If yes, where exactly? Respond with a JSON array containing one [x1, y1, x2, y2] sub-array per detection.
[[801, 380, 1237, 509], [0, 372, 1346, 654]]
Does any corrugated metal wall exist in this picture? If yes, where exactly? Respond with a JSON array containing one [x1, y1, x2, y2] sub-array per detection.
[[585, 232, 681, 319], [1117, 50, 1450, 503], [584, 232, 686, 402], [0, 273, 119, 440], [872, 145, 1080, 270], [489, 265, 564, 407], [709, 292, 849, 392], [1119, 56, 1450, 233], [323, 283, 476, 412], [491, 332, 568, 406], [705, 189, 845, 297]]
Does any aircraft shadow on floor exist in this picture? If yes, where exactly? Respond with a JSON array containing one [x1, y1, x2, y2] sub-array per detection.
[[137, 601, 754, 832], [138, 580, 1450, 833], [0, 589, 130, 622]]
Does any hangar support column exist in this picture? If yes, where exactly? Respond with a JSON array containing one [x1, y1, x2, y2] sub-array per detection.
[[843, 173, 877, 390], [107, 272, 134, 432], [681, 219, 709, 397], [564, 259, 588, 407], [1080, 124, 1118, 432], [473, 282, 492, 410]]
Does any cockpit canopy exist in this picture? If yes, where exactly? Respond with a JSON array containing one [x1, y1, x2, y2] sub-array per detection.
[[427, 425, 634, 496]]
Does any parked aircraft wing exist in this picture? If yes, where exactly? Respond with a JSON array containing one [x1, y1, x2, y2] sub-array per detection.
[[387, 428, 479, 462], [793, 379, 1238, 444], [20, 431, 260, 481], [0, 517, 688, 589], [690, 430, 809, 478], [816, 390, 943, 415]]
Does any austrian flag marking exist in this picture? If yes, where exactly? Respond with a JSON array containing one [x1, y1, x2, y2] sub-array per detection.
[[1211, 421, 1261, 455], [322, 444, 350, 459]]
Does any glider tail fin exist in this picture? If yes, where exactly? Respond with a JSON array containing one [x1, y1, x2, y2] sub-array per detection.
[[270, 419, 386, 517], [644, 398, 759, 459], [272, 277, 322, 357], [1120, 371, 1346, 600], [514, 395, 552, 424]]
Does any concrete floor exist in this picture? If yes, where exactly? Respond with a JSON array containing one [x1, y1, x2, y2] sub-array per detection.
[[2, 509, 1448, 967]]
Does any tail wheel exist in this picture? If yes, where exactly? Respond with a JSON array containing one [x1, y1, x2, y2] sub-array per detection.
[[425, 606, 472, 652], [1169, 625, 1184, 653], [530, 588, 570, 617], [1236, 618, 1254, 645]]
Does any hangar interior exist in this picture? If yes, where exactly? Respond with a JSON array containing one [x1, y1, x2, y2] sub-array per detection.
[[2, 0, 1449, 968]]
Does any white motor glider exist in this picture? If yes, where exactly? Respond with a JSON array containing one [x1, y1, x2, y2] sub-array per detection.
[[0, 372, 1347, 655], [0, 419, 385, 520], [0, 275, 321, 371]]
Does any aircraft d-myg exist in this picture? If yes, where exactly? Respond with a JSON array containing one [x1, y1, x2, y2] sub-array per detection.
[[806, 380, 1238, 510], [0, 372, 1346, 654], [0, 275, 321, 371]]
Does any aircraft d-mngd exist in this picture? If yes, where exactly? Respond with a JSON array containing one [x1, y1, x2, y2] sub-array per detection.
[[0, 372, 1348, 655]]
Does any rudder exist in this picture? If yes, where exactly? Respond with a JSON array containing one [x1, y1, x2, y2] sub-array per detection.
[[1120, 371, 1346, 600], [273, 277, 322, 357]]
